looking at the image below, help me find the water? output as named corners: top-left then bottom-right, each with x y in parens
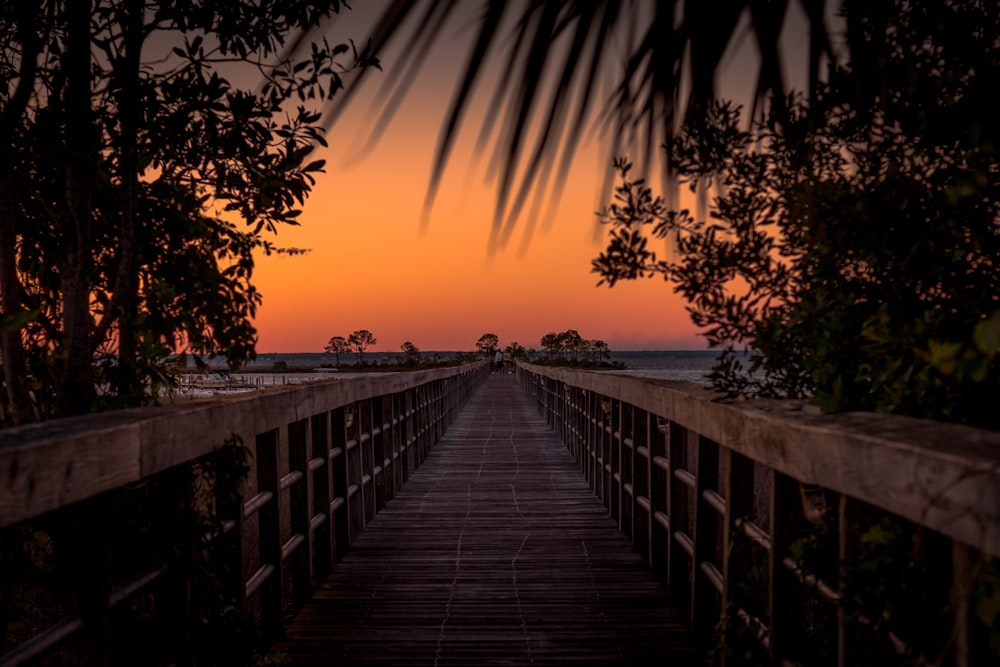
top-left (174, 350), bottom-right (723, 399)
top-left (241, 350), bottom-right (722, 384)
top-left (602, 350), bottom-right (720, 385)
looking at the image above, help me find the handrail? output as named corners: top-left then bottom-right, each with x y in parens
top-left (0, 362), bottom-right (488, 666)
top-left (517, 362), bottom-right (1000, 666)
top-left (0, 364), bottom-right (484, 528)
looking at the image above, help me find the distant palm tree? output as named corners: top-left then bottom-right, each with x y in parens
top-left (306, 1), bottom-right (891, 247)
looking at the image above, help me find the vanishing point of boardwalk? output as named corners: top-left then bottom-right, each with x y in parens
top-left (273, 374), bottom-right (696, 666)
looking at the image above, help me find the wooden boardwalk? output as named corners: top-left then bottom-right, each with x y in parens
top-left (272, 375), bottom-right (696, 666)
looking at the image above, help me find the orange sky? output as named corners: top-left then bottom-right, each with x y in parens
top-left (249, 3), bottom-right (795, 354)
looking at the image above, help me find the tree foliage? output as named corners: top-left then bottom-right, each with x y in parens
top-left (475, 333), bottom-right (499, 358)
top-left (0, 0), bottom-right (377, 423)
top-left (400, 341), bottom-right (421, 364)
top-left (324, 335), bottom-right (350, 366)
top-left (324, 0), bottom-right (838, 249)
top-left (504, 341), bottom-right (526, 360)
top-left (593, 2), bottom-right (1000, 429)
top-left (348, 329), bottom-right (376, 364)
top-left (538, 329), bottom-right (619, 368)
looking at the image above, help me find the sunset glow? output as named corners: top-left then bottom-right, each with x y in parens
top-left (250, 4), bottom-right (708, 354)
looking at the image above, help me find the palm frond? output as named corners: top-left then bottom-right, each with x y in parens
top-left (319, 0), bottom-right (839, 249)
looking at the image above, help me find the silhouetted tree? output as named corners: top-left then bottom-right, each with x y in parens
top-left (475, 333), bottom-right (499, 359)
top-left (593, 2), bottom-right (1000, 429)
top-left (349, 329), bottom-right (377, 365)
top-left (0, 0), bottom-right (376, 422)
top-left (505, 342), bottom-right (526, 360)
top-left (400, 341), bottom-right (421, 364)
top-left (325, 336), bottom-right (351, 366)
top-left (558, 330), bottom-right (584, 362)
top-left (540, 332), bottom-right (560, 359)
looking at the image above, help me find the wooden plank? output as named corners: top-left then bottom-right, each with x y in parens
top-left (272, 375), bottom-right (696, 666)
top-left (520, 364), bottom-right (1000, 558)
top-left (0, 364), bottom-right (487, 528)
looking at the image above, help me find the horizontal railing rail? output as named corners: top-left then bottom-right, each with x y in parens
top-left (517, 362), bottom-right (1000, 667)
top-left (0, 362), bottom-right (488, 666)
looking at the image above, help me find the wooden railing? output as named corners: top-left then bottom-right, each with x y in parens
top-left (517, 362), bottom-right (1000, 666)
top-left (0, 362), bottom-right (487, 666)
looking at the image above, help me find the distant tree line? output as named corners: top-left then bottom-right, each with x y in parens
top-left (474, 330), bottom-right (623, 370)
top-left (323, 330), bottom-right (463, 370)
top-left (318, 330), bottom-right (623, 372)
top-left (324, 329), bottom-right (377, 365)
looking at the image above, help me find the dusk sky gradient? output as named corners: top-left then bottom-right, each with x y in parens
top-left (248, 2), bottom-right (809, 354)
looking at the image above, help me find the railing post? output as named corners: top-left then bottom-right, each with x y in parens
top-left (610, 399), bottom-right (622, 522)
top-left (55, 497), bottom-right (111, 666)
top-left (649, 415), bottom-right (669, 586)
top-left (330, 406), bottom-right (350, 559)
top-left (218, 453), bottom-right (247, 623)
top-left (255, 429), bottom-right (284, 640)
top-left (287, 419), bottom-right (312, 612)
top-left (414, 386), bottom-right (426, 465)
top-left (620, 403), bottom-right (634, 540)
top-left (372, 397), bottom-right (387, 513)
top-left (310, 412), bottom-right (333, 585)
top-left (632, 407), bottom-right (651, 566)
top-left (769, 470), bottom-right (805, 663)
top-left (391, 391), bottom-right (404, 496)
top-left (691, 436), bottom-right (722, 643)
top-left (668, 423), bottom-right (692, 614)
top-left (161, 466), bottom-right (196, 667)
top-left (601, 396), bottom-right (612, 510)
top-left (571, 387), bottom-right (584, 466)
top-left (403, 388), bottom-right (415, 478)
top-left (721, 448), bottom-right (756, 664)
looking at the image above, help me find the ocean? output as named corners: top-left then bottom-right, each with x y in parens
top-left (177, 350), bottom-right (722, 398)
top-left (595, 350), bottom-right (719, 385)
top-left (244, 350), bottom-right (721, 385)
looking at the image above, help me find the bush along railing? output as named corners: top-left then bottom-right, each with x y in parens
top-left (516, 362), bottom-right (1000, 666)
top-left (0, 362), bottom-right (487, 667)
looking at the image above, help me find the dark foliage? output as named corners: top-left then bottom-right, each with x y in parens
top-left (593, 0), bottom-right (1000, 429)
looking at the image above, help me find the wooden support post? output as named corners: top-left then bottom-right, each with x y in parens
top-left (632, 407), bottom-right (651, 566)
top-left (949, 542), bottom-right (971, 667)
top-left (217, 451), bottom-right (247, 620)
top-left (668, 423), bottom-right (691, 611)
top-left (721, 449), bottom-right (756, 666)
top-left (601, 396), bottom-right (611, 511)
top-left (310, 412), bottom-right (333, 584)
top-left (57, 497), bottom-right (111, 666)
top-left (624, 405), bottom-right (636, 543)
top-left (255, 429), bottom-right (284, 641)
top-left (330, 406), bottom-right (350, 559)
top-left (769, 470), bottom-right (805, 664)
top-left (649, 415), bottom-right (669, 586)
top-left (160, 465), bottom-right (195, 667)
top-left (372, 398), bottom-right (386, 512)
top-left (287, 419), bottom-right (312, 611)
top-left (691, 435), bottom-right (722, 643)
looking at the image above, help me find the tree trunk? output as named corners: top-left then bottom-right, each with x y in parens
top-left (0, 151), bottom-right (32, 424)
top-left (57, 0), bottom-right (96, 417)
top-left (112, 0), bottom-right (145, 404)
top-left (0, 4), bottom-right (43, 425)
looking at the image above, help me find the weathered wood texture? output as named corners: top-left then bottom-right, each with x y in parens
top-left (0, 365), bottom-right (484, 528)
top-left (519, 363), bottom-right (1000, 666)
top-left (272, 375), bottom-right (696, 666)
top-left (0, 364), bottom-right (486, 667)
top-left (518, 364), bottom-right (1000, 559)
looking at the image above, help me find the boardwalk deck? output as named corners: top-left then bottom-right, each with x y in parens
top-left (273, 375), bottom-right (696, 666)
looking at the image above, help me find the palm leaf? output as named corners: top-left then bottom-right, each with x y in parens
top-left (319, 0), bottom-right (839, 247)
